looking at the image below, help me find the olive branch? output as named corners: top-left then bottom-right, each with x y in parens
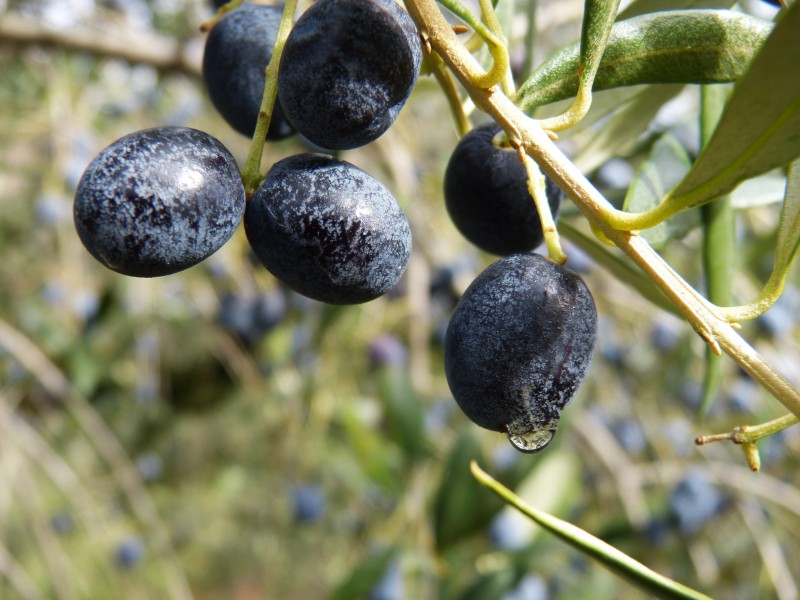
top-left (402, 0), bottom-right (800, 446)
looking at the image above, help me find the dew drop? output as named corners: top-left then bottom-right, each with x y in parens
top-left (507, 429), bottom-right (555, 453)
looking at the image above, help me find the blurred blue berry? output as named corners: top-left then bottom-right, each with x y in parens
top-left (369, 559), bottom-right (404, 600)
top-left (611, 418), bottom-right (647, 454)
top-left (292, 485), bottom-right (326, 524)
top-left (503, 574), bottom-right (549, 600)
top-left (115, 538), bottom-right (145, 569)
top-left (669, 469), bottom-right (723, 534)
top-left (136, 452), bottom-right (163, 482)
top-left (489, 511), bottom-right (529, 551)
top-left (728, 378), bottom-right (760, 414)
top-left (650, 320), bottom-right (680, 351)
top-left (368, 334), bottom-right (408, 369)
top-left (50, 512), bottom-right (75, 535)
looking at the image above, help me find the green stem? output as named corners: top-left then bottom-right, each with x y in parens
top-left (403, 0), bottom-right (800, 421)
top-left (471, 462), bottom-right (713, 600)
top-left (699, 84), bottom-right (733, 417)
top-left (519, 0), bottom-right (537, 85)
top-left (518, 147), bottom-right (566, 263)
top-left (431, 0), bottom-right (509, 89)
top-left (199, 0), bottom-right (244, 32)
top-left (241, 0), bottom-right (298, 195)
top-left (696, 412), bottom-right (799, 447)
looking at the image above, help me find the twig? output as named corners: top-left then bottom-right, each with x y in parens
top-left (402, 0), bottom-right (800, 422)
top-left (0, 12), bottom-right (201, 76)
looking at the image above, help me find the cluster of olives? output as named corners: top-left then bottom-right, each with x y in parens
top-left (74, 0), bottom-right (420, 304)
top-left (442, 124), bottom-right (597, 452)
top-left (73, 0), bottom-right (597, 453)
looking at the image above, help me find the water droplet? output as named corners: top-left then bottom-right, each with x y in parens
top-left (507, 429), bottom-right (555, 453)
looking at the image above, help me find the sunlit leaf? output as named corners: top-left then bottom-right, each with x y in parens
top-left (730, 171), bottom-right (788, 209)
top-left (516, 10), bottom-right (772, 111)
top-left (667, 3), bottom-right (800, 209)
top-left (623, 133), bottom-right (694, 248)
top-left (578, 0), bottom-right (622, 89)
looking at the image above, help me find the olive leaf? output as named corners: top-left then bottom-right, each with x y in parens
top-left (618, 0), bottom-right (734, 21)
top-left (772, 161), bottom-right (800, 290)
top-left (578, 0), bottom-right (622, 91)
top-left (471, 462), bottom-right (714, 600)
top-left (515, 10), bottom-right (772, 112)
top-left (730, 171), bottom-right (788, 208)
top-left (623, 133), bottom-right (695, 249)
top-left (665, 2), bottom-right (800, 211)
top-left (433, 429), bottom-right (503, 550)
top-left (538, 0), bottom-right (621, 130)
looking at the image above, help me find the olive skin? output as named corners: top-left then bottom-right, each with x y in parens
top-left (245, 154), bottom-right (412, 304)
top-left (73, 127), bottom-right (245, 278)
top-left (277, 0), bottom-right (422, 150)
top-left (203, 3), bottom-right (295, 140)
top-left (444, 253), bottom-right (597, 451)
top-left (444, 123), bottom-right (564, 256)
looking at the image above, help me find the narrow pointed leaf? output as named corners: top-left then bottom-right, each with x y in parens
top-left (773, 161), bottom-right (800, 282)
top-left (578, 0), bottom-right (622, 91)
top-left (667, 3), bottom-right (800, 209)
top-left (516, 10), bottom-right (772, 111)
top-left (623, 133), bottom-right (694, 248)
top-left (729, 172), bottom-right (788, 208)
top-left (471, 462), bottom-right (714, 600)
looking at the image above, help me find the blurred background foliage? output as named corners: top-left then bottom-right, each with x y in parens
top-left (0, 0), bottom-right (799, 598)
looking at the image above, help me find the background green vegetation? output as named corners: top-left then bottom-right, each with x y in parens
top-left (0, 0), bottom-right (798, 598)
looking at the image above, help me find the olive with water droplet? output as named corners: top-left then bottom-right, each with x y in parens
top-left (444, 253), bottom-right (597, 453)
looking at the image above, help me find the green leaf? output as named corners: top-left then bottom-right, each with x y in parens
top-left (516, 10), bottom-right (772, 112)
top-left (433, 429), bottom-right (503, 550)
top-left (378, 369), bottom-right (429, 462)
top-left (623, 133), bottom-right (694, 249)
top-left (618, 0), bottom-right (734, 21)
top-left (471, 462), bottom-right (714, 600)
top-left (559, 220), bottom-right (678, 314)
top-left (730, 171), bottom-right (788, 208)
top-left (458, 571), bottom-right (516, 600)
top-left (666, 2), bottom-right (800, 209)
top-left (773, 161), bottom-right (800, 285)
top-left (436, 0), bottom-right (501, 46)
top-left (432, 428), bottom-right (540, 551)
top-left (578, 0), bottom-right (622, 91)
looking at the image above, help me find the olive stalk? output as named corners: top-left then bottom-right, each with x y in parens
top-left (241, 0), bottom-right (298, 195)
top-left (402, 0), bottom-right (800, 420)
